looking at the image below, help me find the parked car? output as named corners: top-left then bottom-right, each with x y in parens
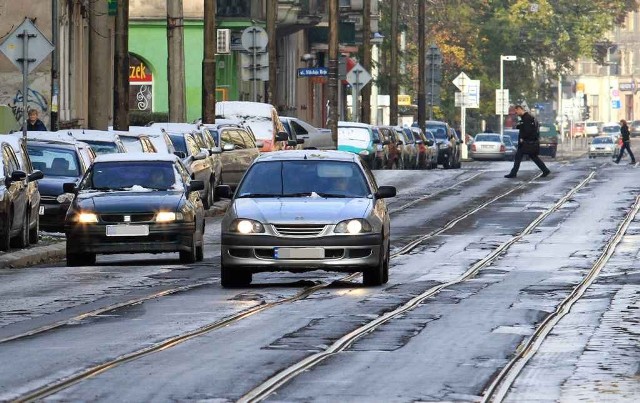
top-left (203, 122), bottom-right (261, 190)
top-left (0, 135), bottom-right (44, 245)
top-left (588, 135), bottom-right (618, 158)
top-left (469, 133), bottom-right (508, 160)
top-left (63, 130), bottom-right (127, 155)
top-left (601, 122), bottom-right (621, 140)
top-left (414, 121), bottom-right (461, 168)
top-left (630, 120), bottom-right (640, 137)
top-left (503, 129), bottom-right (519, 145)
top-left (395, 127), bottom-right (419, 169)
top-left (538, 122), bottom-right (559, 158)
top-left (24, 139), bottom-right (94, 232)
top-left (371, 127), bottom-right (388, 169)
top-left (111, 131), bottom-right (157, 153)
top-left (215, 101), bottom-right (296, 152)
top-left (403, 127), bottom-right (434, 169)
top-left (63, 153), bottom-right (206, 266)
top-left (337, 121), bottom-right (379, 169)
top-left (127, 126), bottom-right (177, 155)
top-left (217, 150), bottom-right (396, 287)
top-left (166, 131), bottom-right (221, 209)
top-left (571, 121), bottom-right (586, 137)
top-left (422, 129), bottom-right (439, 169)
top-left (377, 126), bottom-right (403, 169)
top-left (502, 135), bottom-right (517, 161)
top-left (281, 116), bottom-right (335, 150)
top-left (584, 121), bottom-right (601, 137)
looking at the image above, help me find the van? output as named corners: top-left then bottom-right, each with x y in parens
top-left (215, 101), bottom-right (296, 152)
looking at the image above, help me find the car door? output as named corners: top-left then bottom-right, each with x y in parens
top-left (2, 144), bottom-right (27, 235)
top-left (219, 128), bottom-right (251, 187)
top-left (185, 133), bottom-right (211, 186)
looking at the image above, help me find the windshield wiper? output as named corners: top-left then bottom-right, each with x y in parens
top-left (236, 193), bottom-right (279, 198)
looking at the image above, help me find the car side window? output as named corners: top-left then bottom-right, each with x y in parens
top-left (239, 129), bottom-right (256, 148)
top-left (201, 128), bottom-right (216, 148)
top-left (224, 129), bottom-right (247, 149)
top-left (290, 120), bottom-right (308, 135)
top-left (185, 134), bottom-right (200, 156)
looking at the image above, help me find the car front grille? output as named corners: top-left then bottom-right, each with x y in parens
top-left (100, 214), bottom-right (155, 223)
top-left (40, 195), bottom-right (59, 203)
top-left (272, 224), bottom-right (326, 237)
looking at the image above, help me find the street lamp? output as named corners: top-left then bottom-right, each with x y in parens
top-left (500, 55), bottom-right (517, 136)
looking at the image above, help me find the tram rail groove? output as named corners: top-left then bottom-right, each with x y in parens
top-left (237, 171), bottom-right (597, 402)
top-left (480, 193), bottom-right (640, 403)
top-left (10, 170), bottom-right (576, 402)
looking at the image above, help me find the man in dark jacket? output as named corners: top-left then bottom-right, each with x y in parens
top-left (615, 119), bottom-right (636, 164)
top-left (26, 109), bottom-right (48, 131)
top-left (504, 105), bottom-right (551, 178)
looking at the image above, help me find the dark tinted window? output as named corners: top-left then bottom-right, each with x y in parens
top-left (84, 161), bottom-right (179, 190)
top-left (85, 140), bottom-right (120, 155)
top-left (168, 134), bottom-right (187, 154)
top-left (26, 144), bottom-right (81, 177)
top-left (426, 124), bottom-right (448, 139)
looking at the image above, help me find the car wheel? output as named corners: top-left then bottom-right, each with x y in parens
top-left (212, 177), bottom-right (220, 202)
top-left (66, 250), bottom-right (96, 267)
top-left (203, 180), bottom-right (214, 210)
top-left (0, 212), bottom-right (11, 251)
top-left (443, 155), bottom-right (452, 169)
top-left (382, 240), bottom-right (390, 283)
top-left (363, 244), bottom-right (386, 286)
top-left (196, 230), bottom-right (204, 262)
top-left (29, 211), bottom-right (39, 245)
top-left (11, 211), bottom-right (29, 248)
top-left (221, 264), bottom-right (252, 288)
top-left (179, 234), bottom-right (197, 264)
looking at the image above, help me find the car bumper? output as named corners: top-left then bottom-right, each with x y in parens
top-left (589, 149), bottom-right (615, 157)
top-left (221, 233), bottom-right (382, 273)
top-left (470, 152), bottom-right (505, 160)
top-left (65, 222), bottom-right (196, 254)
top-left (40, 201), bottom-right (71, 232)
top-left (437, 149), bottom-right (450, 164)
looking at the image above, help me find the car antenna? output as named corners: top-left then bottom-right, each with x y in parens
top-left (304, 154), bottom-right (308, 160)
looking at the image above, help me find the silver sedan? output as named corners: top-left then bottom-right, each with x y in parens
top-left (470, 133), bottom-right (508, 160)
top-left (218, 150), bottom-right (396, 287)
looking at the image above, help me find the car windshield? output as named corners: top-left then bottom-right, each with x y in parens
top-left (475, 134), bottom-right (501, 142)
top-left (82, 161), bottom-right (181, 191)
top-left (236, 160), bottom-right (370, 198)
top-left (84, 141), bottom-right (120, 155)
top-left (26, 145), bottom-right (81, 177)
top-left (602, 125), bottom-right (620, 133)
top-left (120, 137), bottom-right (144, 153)
top-left (338, 127), bottom-right (371, 149)
top-left (426, 125), bottom-right (448, 140)
top-left (592, 137), bottom-right (613, 144)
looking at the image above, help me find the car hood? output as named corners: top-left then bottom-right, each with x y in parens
top-left (74, 191), bottom-right (183, 213)
top-left (39, 176), bottom-right (81, 197)
top-left (232, 197), bottom-right (372, 224)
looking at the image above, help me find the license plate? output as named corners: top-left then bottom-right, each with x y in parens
top-left (106, 225), bottom-right (149, 237)
top-left (275, 247), bottom-right (324, 259)
top-left (481, 145), bottom-right (493, 149)
top-left (39, 206), bottom-right (44, 215)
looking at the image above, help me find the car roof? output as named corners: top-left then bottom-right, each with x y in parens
top-left (62, 130), bottom-right (120, 142)
top-left (255, 150), bottom-right (358, 163)
top-left (26, 139), bottom-right (81, 149)
top-left (0, 134), bottom-right (24, 151)
top-left (94, 152), bottom-right (179, 163)
top-left (215, 101), bottom-right (276, 118)
top-left (338, 121), bottom-right (372, 128)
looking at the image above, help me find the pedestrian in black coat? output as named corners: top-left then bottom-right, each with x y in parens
top-left (26, 109), bottom-right (48, 131)
top-left (615, 119), bottom-right (636, 164)
top-left (504, 105), bottom-right (550, 178)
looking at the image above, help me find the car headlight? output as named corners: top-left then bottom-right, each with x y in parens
top-left (156, 212), bottom-right (184, 222)
top-left (359, 150), bottom-right (370, 156)
top-left (77, 212), bottom-right (98, 223)
top-left (57, 193), bottom-right (75, 203)
top-left (439, 143), bottom-right (450, 148)
top-left (230, 219), bottom-right (265, 234)
top-left (590, 146), bottom-right (596, 151)
top-left (334, 219), bottom-right (372, 234)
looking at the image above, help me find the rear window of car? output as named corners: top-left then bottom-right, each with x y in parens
top-left (602, 125), bottom-right (620, 133)
top-left (475, 134), bottom-right (501, 142)
top-left (84, 140), bottom-right (120, 155)
top-left (426, 124), bottom-right (448, 140)
top-left (26, 144), bottom-right (81, 177)
top-left (236, 160), bottom-right (370, 198)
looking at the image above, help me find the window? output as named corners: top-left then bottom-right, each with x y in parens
top-left (26, 145), bottom-right (81, 177)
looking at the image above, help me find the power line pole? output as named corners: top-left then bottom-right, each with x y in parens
top-left (417, 0), bottom-right (426, 133)
top-left (167, 0), bottom-right (186, 122)
top-left (202, 0), bottom-right (216, 124)
top-left (389, 0), bottom-right (398, 125)
top-left (267, 0), bottom-right (277, 105)
top-left (88, 0), bottom-right (111, 129)
top-left (361, 0), bottom-right (371, 124)
top-left (328, 0), bottom-right (339, 144)
top-left (113, 0), bottom-right (129, 130)
top-left (50, 0), bottom-right (59, 130)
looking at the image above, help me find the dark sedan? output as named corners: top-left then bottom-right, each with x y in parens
top-left (64, 153), bottom-right (206, 266)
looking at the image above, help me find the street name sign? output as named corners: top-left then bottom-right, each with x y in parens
top-left (297, 67), bottom-right (328, 77)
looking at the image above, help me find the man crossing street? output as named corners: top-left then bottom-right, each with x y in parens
top-left (504, 105), bottom-right (551, 178)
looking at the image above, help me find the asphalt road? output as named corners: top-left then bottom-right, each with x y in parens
top-left (0, 148), bottom-right (638, 402)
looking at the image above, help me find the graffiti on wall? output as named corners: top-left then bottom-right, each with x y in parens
top-left (8, 87), bottom-right (49, 123)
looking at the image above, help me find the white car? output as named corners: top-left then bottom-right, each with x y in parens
top-left (588, 135), bottom-right (617, 158)
top-left (280, 116), bottom-right (335, 150)
top-left (584, 121), bottom-right (601, 137)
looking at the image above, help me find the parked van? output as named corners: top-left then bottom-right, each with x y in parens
top-left (215, 101), bottom-right (295, 152)
top-left (337, 121), bottom-right (379, 169)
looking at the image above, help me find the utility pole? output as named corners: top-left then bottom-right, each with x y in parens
top-left (328, 0), bottom-right (339, 144)
top-left (113, 0), bottom-right (129, 130)
top-left (167, 0), bottom-right (186, 122)
top-left (202, 0), bottom-right (216, 124)
top-left (267, 0), bottom-right (277, 105)
top-left (389, 0), bottom-right (398, 125)
top-left (88, 0), bottom-right (111, 129)
top-left (417, 0), bottom-right (426, 133)
top-left (361, 0), bottom-right (371, 124)
top-left (51, 0), bottom-right (59, 131)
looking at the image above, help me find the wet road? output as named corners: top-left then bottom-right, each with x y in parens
top-left (0, 155), bottom-right (638, 402)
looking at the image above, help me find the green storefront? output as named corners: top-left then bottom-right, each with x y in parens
top-left (129, 20), bottom-right (253, 122)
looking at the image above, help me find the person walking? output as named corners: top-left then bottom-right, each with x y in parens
top-left (26, 109), bottom-right (48, 131)
top-left (615, 119), bottom-right (636, 165)
top-left (504, 105), bottom-right (551, 178)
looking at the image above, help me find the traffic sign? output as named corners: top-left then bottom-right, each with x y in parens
top-left (452, 72), bottom-right (470, 91)
top-left (240, 26), bottom-right (268, 52)
top-left (345, 63), bottom-right (371, 90)
top-left (297, 67), bottom-right (328, 77)
top-left (495, 89), bottom-right (509, 115)
top-left (612, 99), bottom-right (621, 109)
top-left (0, 18), bottom-right (53, 74)
top-left (240, 53), bottom-right (269, 81)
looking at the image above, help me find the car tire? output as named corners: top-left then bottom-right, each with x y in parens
top-left (29, 211), bottom-right (39, 245)
top-left (203, 180), bottom-right (214, 210)
top-left (363, 244), bottom-right (386, 286)
top-left (212, 177), bottom-right (220, 202)
top-left (0, 212), bottom-right (11, 252)
top-left (382, 240), bottom-right (390, 284)
top-left (11, 211), bottom-right (29, 248)
top-left (179, 234), bottom-right (197, 264)
top-left (443, 155), bottom-right (452, 169)
top-left (196, 231), bottom-right (204, 262)
top-left (221, 265), bottom-right (252, 288)
top-left (66, 251), bottom-right (96, 267)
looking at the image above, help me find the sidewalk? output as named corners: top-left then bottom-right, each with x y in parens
top-left (0, 199), bottom-right (231, 270)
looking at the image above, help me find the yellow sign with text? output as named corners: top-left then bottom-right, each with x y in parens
top-left (398, 94), bottom-right (412, 106)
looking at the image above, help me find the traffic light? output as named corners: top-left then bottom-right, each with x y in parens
top-left (583, 105), bottom-right (590, 120)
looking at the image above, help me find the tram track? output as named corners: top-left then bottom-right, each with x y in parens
top-left (9, 170), bottom-right (581, 402)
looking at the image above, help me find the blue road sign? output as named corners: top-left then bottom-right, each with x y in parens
top-left (612, 99), bottom-right (621, 109)
top-left (297, 67), bottom-right (328, 77)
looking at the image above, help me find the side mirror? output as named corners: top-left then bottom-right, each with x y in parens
top-left (275, 131), bottom-right (289, 142)
top-left (209, 147), bottom-right (222, 155)
top-left (375, 185), bottom-right (397, 199)
top-left (28, 170), bottom-right (44, 181)
top-left (255, 140), bottom-right (264, 149)
top-left (10, 170), bottom-right (27, 182)
top-left (188, 180), bottom-right (205, 193)
top-left (193, 151), bottom-right (208, 160)
top-left (173, 151), bottom-right (187, 159)
top-left (222, 143), bottom-right (235, 151)
top-left (215, 184), bottom-right (232, 199)
top-left (297, 138), bottom-right (305, 145)
top-left (287, 140), bottom-right (298, 147)
top-left (63, 182), bottom-right (77, 193)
